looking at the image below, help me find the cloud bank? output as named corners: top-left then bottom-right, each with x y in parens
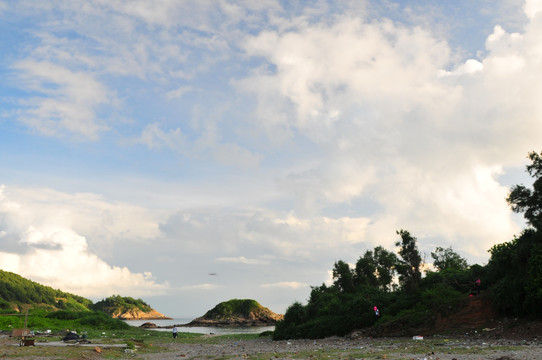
top-left (0, 185), bottom-right (168, 299)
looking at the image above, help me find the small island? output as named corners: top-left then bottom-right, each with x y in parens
top-left (92, 295), bottom-right (171, 320)
top-left (182, 299), bottom-right (283, 327)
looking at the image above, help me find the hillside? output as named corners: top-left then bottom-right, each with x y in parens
top-left (0, 271), bottom-right (169, 321)
top-left (183, 299), bottom-right (283, 327)
top-left (0, 270), bottom-right (91, 312)
top-left (350, 292), bottom-right (542, 340)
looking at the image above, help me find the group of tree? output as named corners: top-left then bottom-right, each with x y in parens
top-left (274, 151), bottom-right (542, 340)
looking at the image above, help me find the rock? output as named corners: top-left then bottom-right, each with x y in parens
top-left (62, 332), bottom-right (80, 341)
top-left (139, 322), bottom-right (158, 328)
top-left (113, 308), bottom-right (171, 320)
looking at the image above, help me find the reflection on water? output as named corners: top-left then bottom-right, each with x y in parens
top-left (124, 317), bottom-right (275, 335)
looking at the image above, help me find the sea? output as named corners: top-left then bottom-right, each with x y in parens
top-left (123, 317), bottom-right (275, 335)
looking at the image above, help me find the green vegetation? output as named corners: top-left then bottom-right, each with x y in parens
top-left (0, 272), bottom-right (162, 333)
top-left (0, 270), bottom-right (91, 313)
top-left (274, 150), bottom-right (542, 340)
top-left (91, 294), bottom-right (153, 315)
top-left (203, 299), bottom-right (264, 319)
top-left (0, 308), bottom-right (130, 331)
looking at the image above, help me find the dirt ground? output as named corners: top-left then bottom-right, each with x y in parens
top-left (142, 336), bottom-right (542, 360)
top-left (2, 332), bottom-right (541, 359)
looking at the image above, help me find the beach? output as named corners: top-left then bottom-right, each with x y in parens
top-left (0, 335), bottom-right (542, 360)
top-left (141, 336), bottom-right (542, 359)
top-left (2, 331), bottom-right (542, 359)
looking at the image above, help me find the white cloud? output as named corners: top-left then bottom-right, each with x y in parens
top-left (166, 86), bottom-right (194, 100)
top-left (0, 185), bottom-right (167, 298)
top-left (260, 281), bottom-right (307, 289)
top-left (160, 207), bottom-right (373, 261)
top-left (215, 256), bottom-right (269, 265)
top-left (135, 123), bottom-right (262, 168)
top-left (13, 60), bottom-right (112, 139)
top-left (235, 7), bottom-right (541, 261)
top-left (179, 283), bottom-right (222, 291)
top-left (438, 59), bottom-right (483, 77)
top-left (524, 0), bottom-right (542, 19)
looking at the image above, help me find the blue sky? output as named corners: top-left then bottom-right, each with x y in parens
top-left (1, 0), bottom-right (541, 316)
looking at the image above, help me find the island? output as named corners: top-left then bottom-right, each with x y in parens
top-left (92, 295), bottom-right (171, 320)
top-left (140, 299), bottom-right (283, 329)
top-left (182, 299), bottom-right (283, 327)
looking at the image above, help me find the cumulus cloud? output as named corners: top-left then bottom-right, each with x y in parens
top-left (235, 6), bottom-right (541, 261)
top-left (0, 185), bottom-right (168, 298)
top-left (524, 0), bottom-right (542, 19)
top-left (160, 207), bottom-right (372, 261)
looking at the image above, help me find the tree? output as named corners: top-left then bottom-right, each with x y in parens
top-left (332, 260), bottom-right (355, 293)
top-left (395, 229), bottom-right (422, 293)
top-left (507, 151), bottom-right (542, 230)
top-left (354, 251), bottom-right (378, 288)
top-left (373, 246), bottom-right (398, 290)
top-left (486, 150), bottom-right (542, 316)
top-left (354, 246), bottom-right (398, 290)
top-left (430, 246), bottom-right (468, 271)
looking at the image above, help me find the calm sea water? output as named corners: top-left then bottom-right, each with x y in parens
top-left (123, 317), bottom-right (275, 335)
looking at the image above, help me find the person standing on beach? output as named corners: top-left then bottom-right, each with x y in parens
top-left (172, 326), bottom-right (178, 339)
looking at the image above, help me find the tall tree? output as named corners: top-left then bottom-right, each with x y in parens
top-left (507, 151), bottom-right (542, 230)
top-left (354, 250), bottom-right (378, 288)
top-left (487, 150), bottom-right (542, 316)
top-left (373, 246), bottom-right (398, 290)
top-left (332, 260), bottom-right (355, 293)
top-left (395, 229), bottom-right (422, 293)
top-left (354, 246), bottom-right (398, 290)
top-left (430, 246), bottom-right (468, 271)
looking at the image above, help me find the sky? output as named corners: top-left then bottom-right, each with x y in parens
top-left (1, 0), bottom-right (541, 317)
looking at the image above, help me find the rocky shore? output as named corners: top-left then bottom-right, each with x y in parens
top-left (181, 310), bottom-right (281, 327)
top-left (112, 308), bottom-right (172, 320)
